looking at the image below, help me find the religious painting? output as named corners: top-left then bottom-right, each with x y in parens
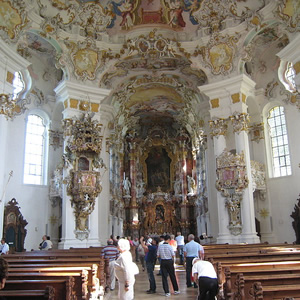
top-left (146, 147), bottom-right (171, 192)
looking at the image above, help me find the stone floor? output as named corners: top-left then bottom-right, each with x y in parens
top-left (107, 262), bottom-right (199, 300)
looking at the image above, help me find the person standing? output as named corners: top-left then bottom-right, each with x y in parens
top-left (0, 239), bottom-right (9, 255)
top-left (169, 234), bottom-right (177, 259)
top-left (192, 258), bottom-right (218, 300)
top-left (115, 238), bottom-right (138, 300)
top-left (157, 235), bottom-right (180, 297)
top-left (140, 237), bottom-right (159, 294)
top-left (132, 237), bottom-right (139, 262)
top-left (175, 232), bottom-right (185, 265)
top-left (137, 242), bottom-right (145, 271)
top-left (184, 234), bottom-right (205, 288)
top-left (101, 239), bottom-right (120, 291)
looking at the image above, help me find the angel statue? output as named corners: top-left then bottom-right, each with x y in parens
top-left (123, 176), bottom-right (131, 196)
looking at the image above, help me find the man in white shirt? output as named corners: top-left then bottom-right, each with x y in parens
top-left (192, 258), bottom-right (218, 299)
top-left (175, 232), bottom-right (185, 265)
top-left (157, 235), bottom-right (180, 297)
top-left (0, 239), bottom-right (9, 255)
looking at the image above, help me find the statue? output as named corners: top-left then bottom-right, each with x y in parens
top-left (123, 177), bottom-right (131, 196)
top-left (187, 175), bottom-right (196, 194)
top-left (136, 180), bottom-right (145, 198)
top-left (174, 179), bottom-right (181, 196)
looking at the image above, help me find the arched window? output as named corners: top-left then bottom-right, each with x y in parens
top-left (23, 113), bottom-right (48, 185)
top-left (267, 106), bottom-right (291, 177)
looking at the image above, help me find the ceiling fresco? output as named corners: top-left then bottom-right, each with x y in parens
top-left (0, 0), bottom-right (299, 144)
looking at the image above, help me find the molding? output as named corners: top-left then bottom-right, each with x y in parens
top-left (54, 80), bottom-right (111, 103)
top-left (276, 35), bottom-right (300, 63)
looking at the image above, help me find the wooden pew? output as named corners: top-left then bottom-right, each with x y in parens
top-left (5, 249), bottom-right (110, 298)
top-left (221, 261), bottom-right (300, 300)
top-left (0, 286), bottom-right (55, 299)
top-left (4, 278), bottom-right (76, 300)
top-left (248, 280), bottom-right (300, 300)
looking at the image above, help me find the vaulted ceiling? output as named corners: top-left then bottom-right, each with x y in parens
top-left (0, 0), bottom-right (298, 143)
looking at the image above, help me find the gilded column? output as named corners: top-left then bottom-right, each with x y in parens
top-left (128, 139), bottom-right (139, 237)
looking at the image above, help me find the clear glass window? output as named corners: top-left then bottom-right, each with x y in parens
top-left (24, 115), bottom-right (46, 185)
top-left (267, 106), bottom-right (291, 177)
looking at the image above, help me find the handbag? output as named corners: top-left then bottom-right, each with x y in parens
top-left (131, 261), bottom-right (139, 275)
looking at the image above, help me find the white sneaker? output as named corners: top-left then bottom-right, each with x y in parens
top-left (174, 291), bottom-right (180, 295)
top-left (165, 293), bottom-right (171, 297)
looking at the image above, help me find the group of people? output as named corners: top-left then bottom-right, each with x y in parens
top-left (104, 232), bottom-right (218, 300)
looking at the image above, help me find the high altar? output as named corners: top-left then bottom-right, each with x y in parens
top-left (116, 125), bottom-right (203, 238)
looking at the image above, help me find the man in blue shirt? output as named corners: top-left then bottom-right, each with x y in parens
top-left (140, 236), bottom-right (159, 294)
top-left (184, 234), bottom-right (204, 288)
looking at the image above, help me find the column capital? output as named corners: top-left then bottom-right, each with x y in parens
top-left (199, 74), bottom-right (256, 115)
top-left (54, 80), bottom-right (111, 113)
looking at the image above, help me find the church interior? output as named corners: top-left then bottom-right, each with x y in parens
top-left (0, 0), bottom-right (300, 253)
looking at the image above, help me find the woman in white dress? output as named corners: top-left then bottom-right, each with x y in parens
top-left (115, 239), bottom-right (138, 300)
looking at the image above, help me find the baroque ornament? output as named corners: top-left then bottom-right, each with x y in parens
top-left (276, 0), bottom-right (300, 32)
top-left (216, 149), bottom-right (249, 235)
top-left (64, 38), bottom-right (111, 81)
top-left (197, 34), bottom-right (239, 75)
top-left (230, 112), bottom-right (250, 133)
top-left (0, 0), bottom-right (28, 42)
top-left (209, 118), bottom-right (228, 137)
top-left (63, 113), bottom-right (105, 240)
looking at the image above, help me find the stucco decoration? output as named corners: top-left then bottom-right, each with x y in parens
top-left (216, 149), bottom-right (249, 235)
top-left (64, 38), bottom-right (109, 81)
top-left (276, 0), bottom-right (300, 32)
top-left (190, 0), bottom-right (259, 33)
top-left (63, 113), bottom-right (106, 239)
top-left (197, 34), bottom-right (239, 75)
top-left (0, 0), bottom-right (28, 42)
top-left (101, 30), bottom-right (207, 88)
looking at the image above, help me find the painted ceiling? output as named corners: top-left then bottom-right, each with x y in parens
top-left (0, 0), bottom-right (299, 142)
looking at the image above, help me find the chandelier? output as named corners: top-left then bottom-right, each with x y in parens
top-left (0, 93), bottom-right (17, 119)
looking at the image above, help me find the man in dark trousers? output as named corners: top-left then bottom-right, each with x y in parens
top-left (157, 234), bottom-right (180, 297)
top-left (101, 238), bottom-right (119, 291)
top-left (184, 234), bottom-right (204, 288)
top-left (140, 236), bottom-right (159, 294)
top-left (192, 258), bottom-right (218, 300)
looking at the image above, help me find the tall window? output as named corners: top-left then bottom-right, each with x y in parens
top-left (24, 114), bottom-right (47, 185)
top-left (267, 106), bottom-right (291, 177)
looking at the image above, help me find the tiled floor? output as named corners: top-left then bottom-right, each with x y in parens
top-left (108, 262), bottom-right (199, 299)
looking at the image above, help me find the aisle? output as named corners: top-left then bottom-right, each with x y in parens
top-left (108, 263), bottom-right (198, 299)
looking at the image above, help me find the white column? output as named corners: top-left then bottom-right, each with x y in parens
top-left (54, 80), bottom-right (111, 248)
top-left (234, 129), bottom-right (260, 243)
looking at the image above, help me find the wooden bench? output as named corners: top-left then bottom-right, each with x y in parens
top-left (4, 278), bottom-right (76, 300)
top-left (248, 281), bottom-right (300, 300)
top-left (220, 261), bottom-right (300, 299)
top-left (0, 286), bottom-right (55, 299)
